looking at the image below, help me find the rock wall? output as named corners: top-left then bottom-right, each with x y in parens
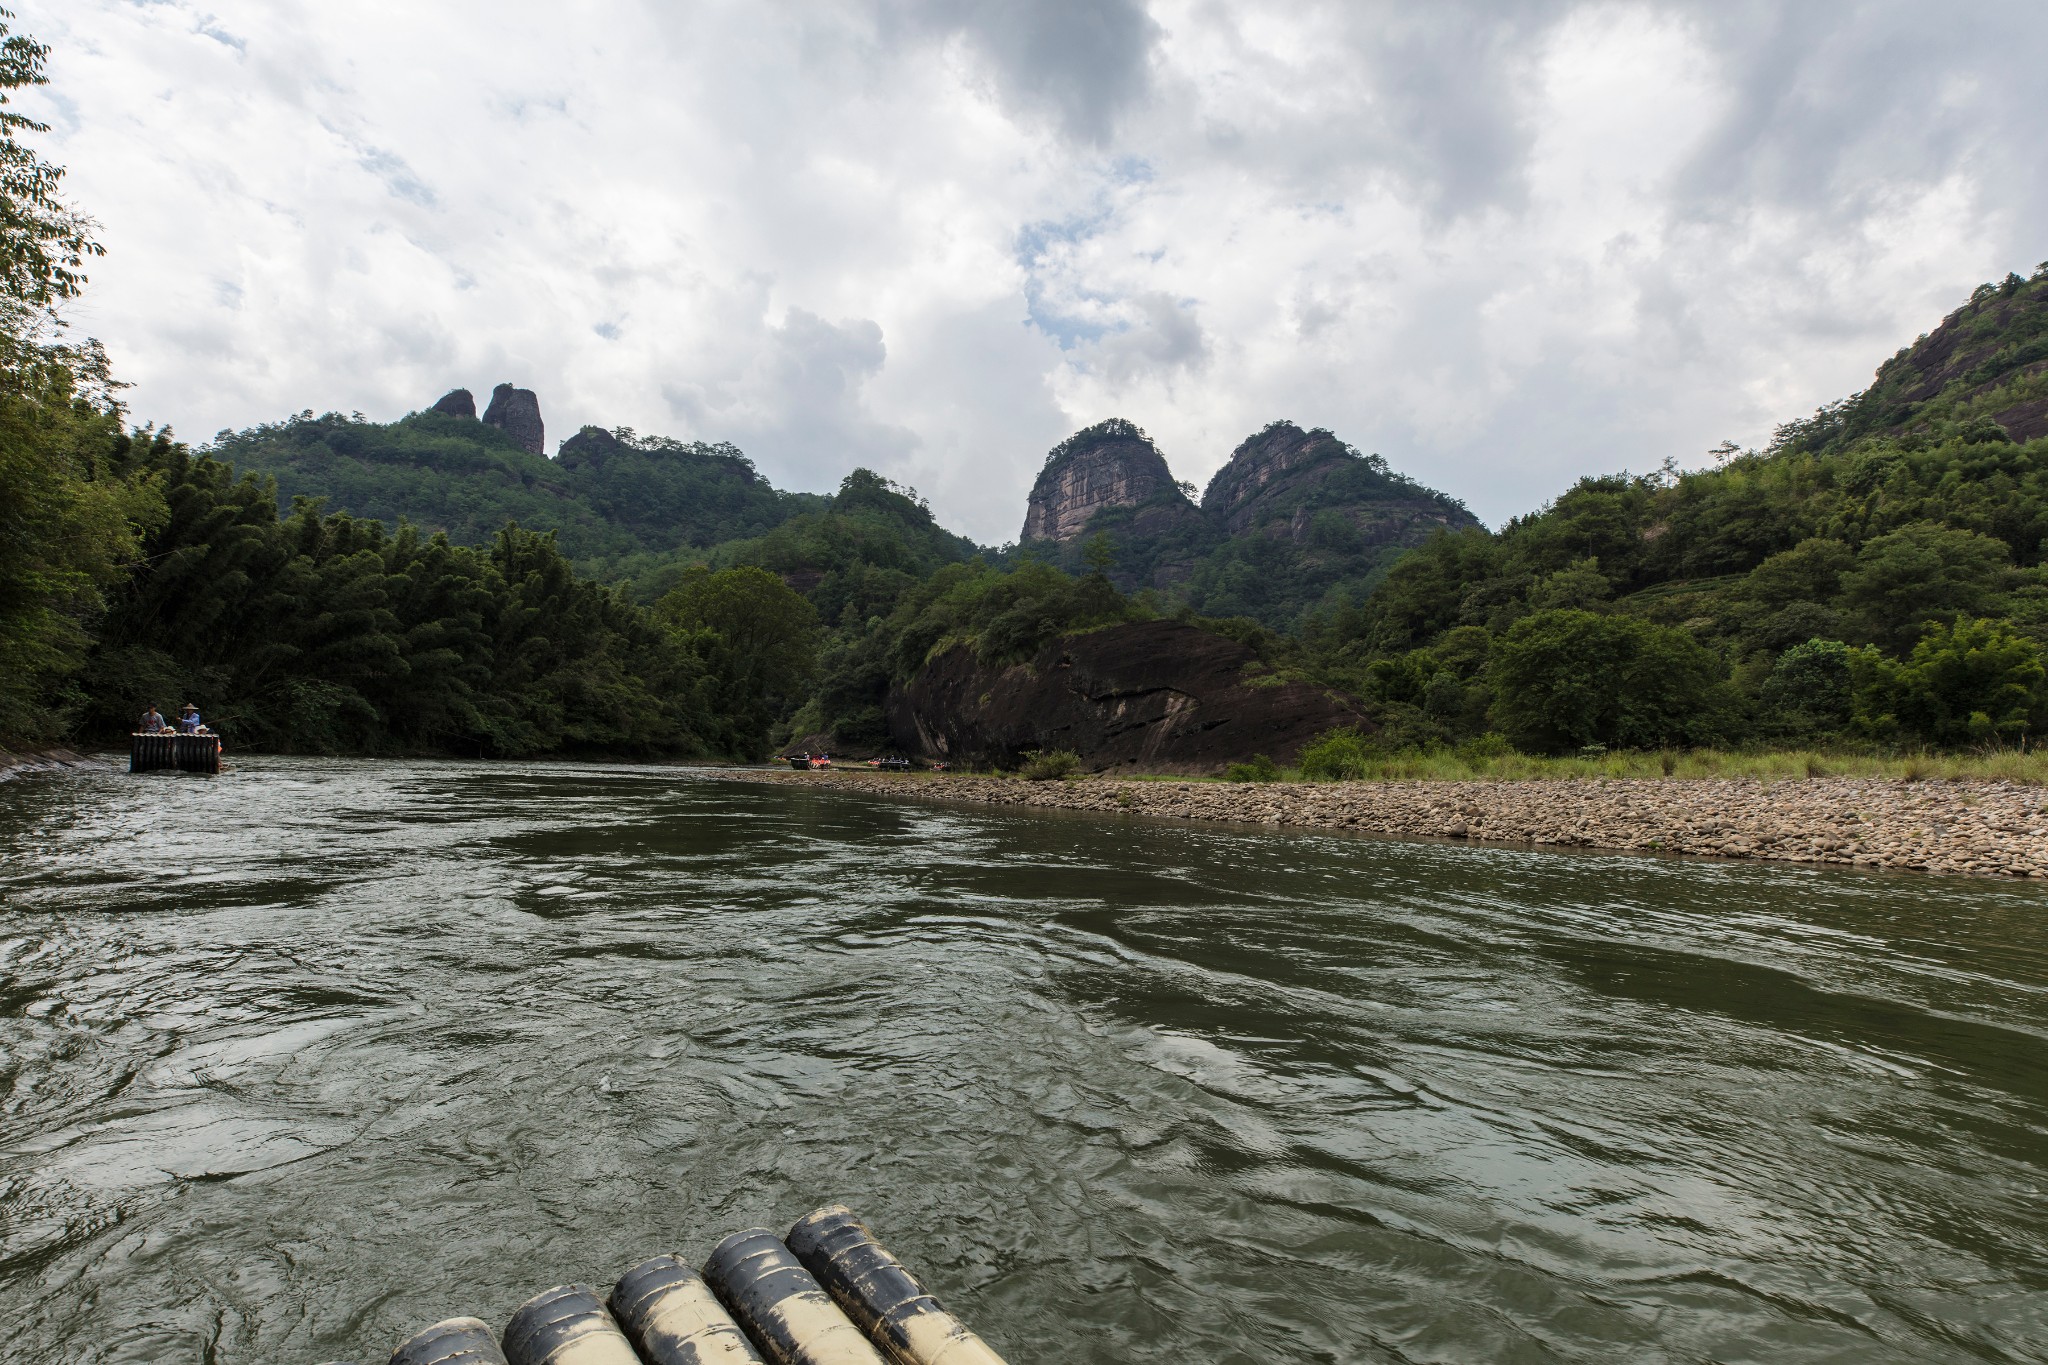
top-left (482, 384), bottom-right (546, 455)
top-left (1021, 423), bottom-right (1193, 542)
top-left (886, 619), bottom-right (1371, 773)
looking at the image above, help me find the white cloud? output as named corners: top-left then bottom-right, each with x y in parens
top-left (17, 0), bottom-right (2045, 542)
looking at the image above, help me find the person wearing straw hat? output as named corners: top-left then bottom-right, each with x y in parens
top-left (178, 703), bottom-right (203, 734)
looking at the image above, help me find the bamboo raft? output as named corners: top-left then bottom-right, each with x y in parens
top-left (330, 1205), bottom-right (1008, 1365)
top-left (130, 731), bottom-right (221, 774)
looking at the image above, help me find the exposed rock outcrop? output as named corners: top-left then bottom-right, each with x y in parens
top-left (556, 425), bottom-right (626, 469)
top-left (482, 384), bottom-right (545, 455)
top-left (886, 618), bottom-right (1371, 773)
top-left (1021, 419), bottom-right (1196, 543)
top-left (1202, 421), bottom-right (1479, 546)
top-left (429, 388), bottom-right (477, 419)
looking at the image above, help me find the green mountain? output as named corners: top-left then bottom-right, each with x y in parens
top-left (207, 405), bottom-right (824, 569)
top-left (1017, 418), bottom-right (1481, 628)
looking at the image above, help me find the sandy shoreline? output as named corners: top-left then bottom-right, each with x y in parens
top-left (721, 769), bottom-right (2048, 879)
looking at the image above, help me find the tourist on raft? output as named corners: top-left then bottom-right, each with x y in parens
top-left (138, 705), bottom-right (169, 733)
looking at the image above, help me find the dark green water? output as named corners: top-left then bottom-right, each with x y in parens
top-left (1, 760), bottom-right (2045, 1364)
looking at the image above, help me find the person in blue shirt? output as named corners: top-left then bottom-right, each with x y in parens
top-left (179, 704), bottom-right (202, 733)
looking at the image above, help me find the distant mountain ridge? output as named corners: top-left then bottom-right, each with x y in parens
top-left (213, 386), bottom-right (1477, 630)
top-left (207, 390), bottom-right (824, 568)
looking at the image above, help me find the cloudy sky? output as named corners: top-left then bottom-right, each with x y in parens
top-left (21, 1), bottom-right (2046, 543)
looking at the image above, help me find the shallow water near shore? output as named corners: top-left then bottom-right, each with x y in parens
top-left (1, 758), bottom-right (2045, 1364)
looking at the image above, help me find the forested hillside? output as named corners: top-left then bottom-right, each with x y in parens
top-left (1295, 270), bottom-right (2048, 758)
top-left (209, 409), bottom-right (826, 571)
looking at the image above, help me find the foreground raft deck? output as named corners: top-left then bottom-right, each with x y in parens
top-left (329, 1204), bottom-right (1007, 1365)
top-left (130, 732), bottom-right (220, 774)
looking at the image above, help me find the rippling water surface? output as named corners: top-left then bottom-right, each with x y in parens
top-left (2, 759), bottom-right (2046, 1363)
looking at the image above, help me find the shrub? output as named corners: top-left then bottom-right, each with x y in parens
top-left (1226, 754), bottom-right (1279, 783)
top-left (1299, 727), bottom-right (1377, 781)
top-left (1020, 749), bottom-right (1081, 781)
top-left (1761, 638), bottom-right (1855, 738)
top-left (1456, 732), bottom-right (1515, 768)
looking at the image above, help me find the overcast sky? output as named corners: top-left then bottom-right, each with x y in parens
top-left (21, 1), bottom-right (2046, 543)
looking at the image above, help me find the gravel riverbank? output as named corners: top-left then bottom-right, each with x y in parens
top-left (724, 769), bottom-right (2048, 879)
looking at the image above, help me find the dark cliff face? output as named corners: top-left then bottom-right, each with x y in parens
top-left (482, 384), bottom-right (545, 455)
top-left (1201, 421), bottom-right (1480, 548)
top-left (886, 618), bottom-right (1371, 773)
top-left (429, 388), bottom-right (476, 419)
top-left (1021, 419), bottom-right (1197, 542)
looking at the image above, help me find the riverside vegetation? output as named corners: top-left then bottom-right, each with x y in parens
top-left (2, 8), bottom-right (2044, 775)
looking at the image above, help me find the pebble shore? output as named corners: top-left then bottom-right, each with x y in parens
top-left (727, 769), bottom-right (2048, 879)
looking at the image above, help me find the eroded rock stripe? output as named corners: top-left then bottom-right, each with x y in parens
top-left (722, 772), bottom-right (2048, 879)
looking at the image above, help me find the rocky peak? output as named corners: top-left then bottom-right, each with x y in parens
top-left (1201, 421), bottom-right (1350, 532)
top-left (429, 388), bottom-right (476, 419)
top-left (482, 383), bottom-right (545, 455)
top-left (556, 425), bottom-right (625, 470)
top-left (1021, 418), bottom-right (1191, 542)
top-left (1200, 418), bottom-right (1479, 546)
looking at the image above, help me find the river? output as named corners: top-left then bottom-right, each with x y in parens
top-left (0, 758), bottom-right (2044, 1363)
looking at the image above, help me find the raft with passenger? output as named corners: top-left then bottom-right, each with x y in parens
top-left (130, 731), bottom-right (221, 774)
top-left (338, 1204), bottom-right (1006, 1365)
top-left (130, 703), bottom-right (222, 774)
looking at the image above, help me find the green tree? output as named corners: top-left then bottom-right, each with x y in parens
top-left (0, 392), bottom-right (158, 738)
top-left (1742, 538), bottom-right (1854, 610)
top-left (1852, 618), bottom-right (2044, 745)
top-left (1528, 556), bottom-right (1612, 612)
top-left (0, 11), bottom-right (102, 338)
top-left (1759, 638), bottom-right (1855, 739)
top-left (1488, 609), bottom-right (1732, 753)
top-left (1838, 522), bottom-right (2011, 649)
top-left (0, 11), bottom-right (160, 742)
top-left (656, 566), bottom-right (818, 757)
top-left (1082, 531), bottom-right (1116, 577)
